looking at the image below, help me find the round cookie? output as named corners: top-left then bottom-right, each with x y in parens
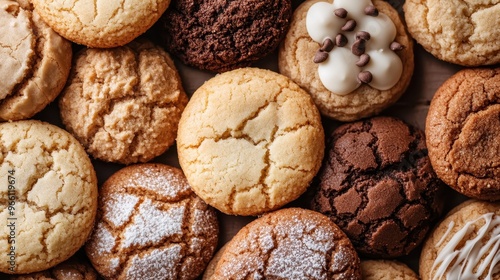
top-left (155, 0), bottom-right (291, 72)
top-left (420, 200), bottom-right (500, 280)
top-left (177, 67), bottom-right (324, 216)
top-left (312, 116), bottom-right (444, 258)
top-left (404, 0), bottom-right (500, 66)
top-left (426, 68), bottom-right (500, 201)
top-left (85, 163), bottom-right (219, 280)
top-left (59, 39), bottom-right (188, 164)
top-left (0, 0), bottom-right (72, 121)
top-left (279, 0), bottom-right (414, 121)
top-left (361, 260), bottom-right (419, 280)
top-left (0, 120), bottom-right (98, 274)
top-left (208, 208), bottom-right (362, 279)
top-left (31, 0), bottom-right (171, 48)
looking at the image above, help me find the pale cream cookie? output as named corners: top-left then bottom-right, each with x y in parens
top-left (361, 260), bottom-right (419, 280)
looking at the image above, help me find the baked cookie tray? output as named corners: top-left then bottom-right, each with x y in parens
top-left (30, 1), bottom-right (471, 278)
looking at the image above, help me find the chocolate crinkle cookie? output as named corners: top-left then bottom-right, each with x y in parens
top-left (311, 116), bottom-right (445, 258)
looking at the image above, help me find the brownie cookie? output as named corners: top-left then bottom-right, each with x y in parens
top-left (208, 208), bottom-right (362, 279)
top-left (0, 0), bottom-right (72, 121)
top-left (59, 39), bottom-right (188, 164)
top-left (404, 0), bottom-right (500, 66)
top-left (426, 68), bottom-right (500, 201)
top-left (85, 163), bottom-right (218, 280)
top-left (312, 116), bottom-right (444, 258)
top-left (361, 260), bottom-right (419, 280)
top-left (177, 67), bottom-right (324, 216)
top-left (279, 0), bottom-right (413, 121)
top-left (420, 200), bottom-right (500, 280)
top-left (156, 0), bottom-right (291, 72)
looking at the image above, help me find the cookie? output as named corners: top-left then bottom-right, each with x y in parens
top-left (312, 116), bottom-right (444, 258)
top-left (361, 260), bottom-right (419, 280)
top-left (404, 0), bottom-right (500, 66)
top-left (208, 208), bottom-right (362, 279)
top-left (177, 67), bottom-right (324, 216)
top-left (0, 0), bottom-right (72, 121)
top-left (85, 163), bottom-right (219, 280)
top-left (59, 39), bottom-right (188, 165)
top-left (278, 0), bottom-right (414, 121)
top-left (420, 200), bottom-right (500, 280)
top-left (0, 120), bottom-right (98, 274)
top-left (155, 0), bottom-right (291, 72)
top-left (31, 0), bottom-right (171, 48)
top-left (426, 68), bottom-right (500, 201)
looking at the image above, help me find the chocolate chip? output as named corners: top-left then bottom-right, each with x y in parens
top-left (364, 5), bottom-right (379, 16)
top-left (356, 54), bottom-right (370, 67)
top-left (341, 19), bottom-right (357, 32)
top-left (356, 31), bottom-right (371, 41)
top-left (390, 41), bottom-right (405, 51)
top-left (335, 34), bottom-right (348, 47)
top-left (358, 71), bottom-right (373, 84)
top-left (313, 50), bottom-right (328, 63)
top-left (334, 8), bottom-right (348, 18)
top-left (351, 39), bottom-right (366, 56)
top-left (320, 38), bottom-right (334, 52)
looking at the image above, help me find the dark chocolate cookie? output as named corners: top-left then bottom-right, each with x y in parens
top-left (155, 0), bottom-right (292, 72)
top-left (311, 116), bottom-right (444, 258)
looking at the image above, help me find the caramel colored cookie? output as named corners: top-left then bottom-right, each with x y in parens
top-left (420, 200), bottom-right (500, 280)
top-left (59, 39), bottom-right (188, 164)
top-left (426, 68), bottom-right (500, 200)
top-left (279, 0), bottom-right (414, 121)
top-left (177, 67), bottom-right (324, 216)
top-left (31, 0), bottom-right (171, 48)
top-left (361, 260), bottom-right (419, 280)
top-left (404, 0), bottom-right (500, 66)
top-left (0, 0), bottom-right (72, 121)
top-left (0, 120), bottom-right (98, 274)
top-left (156, 0), bottom-right (291, 72)
top-left (312, 116), bottom-right (444, 258)
top-left (209, 208), bottom-right (361, 279)
top-left (85, 163), bottom-right (218, 280)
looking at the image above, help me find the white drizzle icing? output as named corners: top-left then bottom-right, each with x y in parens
top-left (431, 213), bottom-right (500, 280)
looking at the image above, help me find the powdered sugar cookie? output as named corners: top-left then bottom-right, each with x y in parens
top-left (85, 163), bottom-right (218, 280)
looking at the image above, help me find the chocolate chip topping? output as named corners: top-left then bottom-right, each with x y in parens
top-left (390, 41), bottom-right (405, 51)
top-left (358, 71), bottom-right (373, 83)
top-left (351, 39), bottom-right (366, 56)
top-left (356, 54), bottom-right (370, 67)
top-left (364, 5), bottom-right (379, 16)
top-left (313, 50), bottom-right (328, 63)
top-left (334, 8), bottom-right (348, 18)
top-left (320, 38), bottom-right (334, 52)
top-left (356, 31), bottom-right (371, 41)
top-left (335, 33), bottom-right (348, 47)
top-left (341, 19), bottom-right (357, 32)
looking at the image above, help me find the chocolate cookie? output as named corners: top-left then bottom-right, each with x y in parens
top-left (312, 116), bottom-right (444, 258)
top-left (155, 0), bottom-right (291, 72)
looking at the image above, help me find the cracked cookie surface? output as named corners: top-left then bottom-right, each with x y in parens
top-left (59, 39), bottom-right (188, 164)
top-left (84, 163), bottom-right (218, 280)
top-left (426, 68), bottom-right (500, 200)
top-left (0, 120), bottom-right (98, 274)
top-left (404, 0), bottom-right (500, 66)
top-left (177, 67), bottom-right (324, 216)
top-left (312, 116), bottom-right (444, 258)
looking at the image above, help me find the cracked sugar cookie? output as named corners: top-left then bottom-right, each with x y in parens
top-left (0, 120), bottom-right (98, 274)
top-left (426, 68), bottom-right (500, 200)
top-left (31, 0), bottom-right (171, 48)
top-left (85, 163), bottom-right (218, 280)
top-left (0, 0), bottom-right (72, 121)
top-left (278, 0), bottom-right (414, 121)
top-left (205, 208), bottom-right (361, 279)
top-left (177, 67), bottom-right (325, 216)
top-left (59, 39), bottom-right (188, 165)
top-left (404, 0), bottom-right (500, 66)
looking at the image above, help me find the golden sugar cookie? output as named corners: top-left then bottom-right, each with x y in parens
top-left (361, 260), bottom-right (419, 280)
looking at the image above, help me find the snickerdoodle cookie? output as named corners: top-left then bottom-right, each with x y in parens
top-left (59, 39), bottom-right (188, 165)
top-left (361, 260), bottom-right (419, 280)
top-left (177, 67), bottom-right (324, 216)
top-left (0, 120), bottom-right (98, 274)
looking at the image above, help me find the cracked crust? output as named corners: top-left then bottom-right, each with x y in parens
top-left (31, 0), bottom-right (171, 48)
top-left (0, 120), bottom-right (98, 274)
top-left (177, 67), bottom-right (325, 216)
top-left (426, 68), bottom-right (500, 200)
top-left (84, 163), bottom-right (219, 280)
top-left (278, 0), bottom-right (414, 121)
top-left (59, 39), bottom-right (188, 164)
top-left (312, 116), bottom-right (444, 258)
top-left (0, 0), bottom-right (72, 121)
top-left (208, 208), bottom-right (361, 280)
top-left (361, 260), bottom-right (419, 280)
top-left (404, 0), bottom-right (500, 66)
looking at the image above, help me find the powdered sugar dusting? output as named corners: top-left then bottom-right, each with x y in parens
top-left (92, 223), bottom-right (116, 255)
top-left (108, 257), bottom-right (120, 274)
top-left (104, 193), bottom-right (139, 228)
top-left (126, 245), bottom-right (183, 280)
top-left (129, 168), bottom-right (190, 199)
